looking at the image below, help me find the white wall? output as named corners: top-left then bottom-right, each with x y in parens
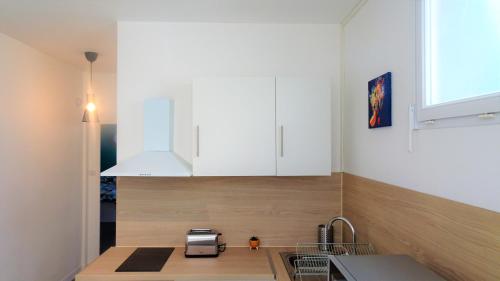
top-left (0, 33), bottom-right (83, 281)
top-left (342, 0), bottom-right (500, 212)
top-left (117, 22), bottom-right (342, 171)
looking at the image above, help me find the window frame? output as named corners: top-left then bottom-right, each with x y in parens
top-left (415, 0), bottom-right (500, 126)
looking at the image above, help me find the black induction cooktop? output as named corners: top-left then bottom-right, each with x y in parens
top-left (115, 247), bottom-right (174, 272)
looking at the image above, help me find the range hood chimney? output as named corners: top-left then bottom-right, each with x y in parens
top-left (101, 97), bottom-right (192, 177)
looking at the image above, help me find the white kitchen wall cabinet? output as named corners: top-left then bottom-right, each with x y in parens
top-left (193, 77), bottom-right (276, 176)
top-left (276, 77), bottom-right (331, 176)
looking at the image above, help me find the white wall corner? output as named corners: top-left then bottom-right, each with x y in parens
top-left (59, 266), bottom-right (81, 281)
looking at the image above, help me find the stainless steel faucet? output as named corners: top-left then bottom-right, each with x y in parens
top-left (327, 216), bottom-right (356, 244)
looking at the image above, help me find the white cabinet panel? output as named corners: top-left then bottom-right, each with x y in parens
top-left (276, 77), bottom-right (331, 175)
top-left (193, 77), bottom-right (276, 176)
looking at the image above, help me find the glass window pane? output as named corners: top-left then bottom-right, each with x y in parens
top-left (426, 0), bottom-right (500, 106)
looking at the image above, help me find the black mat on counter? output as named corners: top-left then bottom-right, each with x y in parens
top-left (115, 247), bottom-right (174, 272)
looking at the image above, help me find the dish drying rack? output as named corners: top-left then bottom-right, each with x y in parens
top-left (293, 243), bottom-right (375, 279)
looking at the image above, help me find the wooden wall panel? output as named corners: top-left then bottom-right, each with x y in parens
top-left (343, 173), bottom-right (500, 281)
top-left (117, 174), bottom-right (341, 247)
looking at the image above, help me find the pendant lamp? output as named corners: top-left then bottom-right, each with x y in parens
top-left (82, 51), bottom-right (99, 122)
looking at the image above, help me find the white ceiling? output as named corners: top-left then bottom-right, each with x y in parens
top-left (0, 0), bottom-right (360, 72)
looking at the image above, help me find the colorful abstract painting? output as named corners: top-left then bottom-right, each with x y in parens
top-left (368, 72), bottom-right (392, 129)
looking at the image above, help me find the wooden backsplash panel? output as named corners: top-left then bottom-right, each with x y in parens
top-left (117, 174), bottom-right (341, 247)
top-left (343, 173), bottom-right (500, 281)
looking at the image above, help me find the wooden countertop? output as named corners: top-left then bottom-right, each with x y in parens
top-left (76, 247), bottom-right (293, 281)
top-left (267, 247), bottom-right (294, 281)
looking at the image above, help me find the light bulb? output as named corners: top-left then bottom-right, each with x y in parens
top-left (86, 102), bottom-right (96, 112)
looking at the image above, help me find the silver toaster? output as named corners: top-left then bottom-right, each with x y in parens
top-left (185, 229), bottom-right (224, 257)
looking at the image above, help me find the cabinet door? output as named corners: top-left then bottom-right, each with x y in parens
top-left (193, 77), bottom-right (276, 176)
top-left (276, 77), bottom-right (331, 176)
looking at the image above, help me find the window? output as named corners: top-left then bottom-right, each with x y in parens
top-left (417, 0), bottom-right (500, 124)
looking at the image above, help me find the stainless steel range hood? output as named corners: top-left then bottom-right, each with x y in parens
top-left (101, 97), bottom-right (192, 177)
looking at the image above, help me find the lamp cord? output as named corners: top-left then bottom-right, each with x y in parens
top-left (90, 62), bottom-right (93, 86)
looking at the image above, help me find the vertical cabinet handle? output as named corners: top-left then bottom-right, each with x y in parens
top-left (280, 125), bottom-right (284, 157)
top-left (196, 126), bottom-right (200, 157)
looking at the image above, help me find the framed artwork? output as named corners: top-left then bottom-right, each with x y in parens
top-left (368, 72), bottom-right (392, 128)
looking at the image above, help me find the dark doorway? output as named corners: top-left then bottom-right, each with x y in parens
top-left (100, 124), bottom-right (117, 254)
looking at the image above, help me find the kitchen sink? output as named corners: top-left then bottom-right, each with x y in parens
top-left (279, 252), bottom-right (346, 281)
top-left (280, 243), bottom-right (374, 280)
